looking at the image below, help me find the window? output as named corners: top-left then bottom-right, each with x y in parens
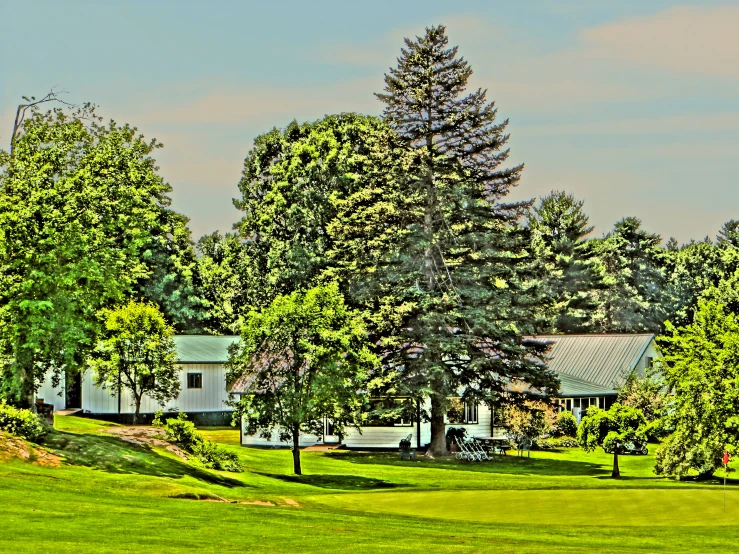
top-left (446, 398), bottom-right (479, 424)
top-left (646, 356), bottom-right (654, 368)
top-left (187, 373), bottom-right (202, 389)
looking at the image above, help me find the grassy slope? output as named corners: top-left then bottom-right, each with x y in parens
top-left (1, 416), bottom-right (738, 553)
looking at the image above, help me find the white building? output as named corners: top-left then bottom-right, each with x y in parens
top-left (36, 335), bottom-right (239, 423)
top-left (35, 333), bottom-right (660, 441)
top-left (234, 333), bottom-right (661, 449)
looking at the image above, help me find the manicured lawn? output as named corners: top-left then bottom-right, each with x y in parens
top-left (1, 416), bottom-right (739, 553)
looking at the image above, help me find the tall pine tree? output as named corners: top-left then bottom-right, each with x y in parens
top-left (529, 191), bottom-right (606, 333)
top-left (375, 25), bottom-right (556, 456)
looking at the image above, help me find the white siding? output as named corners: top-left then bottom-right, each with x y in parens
top-left (36, 372), bottom-right (66, 411)
top-left (240, 399), bottom-right (435, 449)
top-left (83, 364), bottom-right (233, 414)
top-left (239, 427), bottom-right (323, 447)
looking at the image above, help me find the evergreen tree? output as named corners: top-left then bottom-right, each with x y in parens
top-left (375, 25), bottom-right (556, 456)
top-left (589, 217), bottom-right (668, 333)
top-left (529, 191), bottom-right (606, 333)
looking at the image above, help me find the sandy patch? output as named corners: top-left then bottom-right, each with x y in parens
top-left (0, 431), bottom-right (61, 467)
top-left (240, 500), bottom-right (276, 506)
top-left (104, 426), bottom-right (188, 460)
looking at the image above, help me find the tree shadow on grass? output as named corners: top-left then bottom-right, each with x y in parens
top-left (324, 451), bottom-right (608, 477)
top-left (256, 472), bottom-right (403, 491)
top-left (42, 431), bottom-right (247, 488)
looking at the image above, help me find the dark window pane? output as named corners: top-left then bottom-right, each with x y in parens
top-left (187, 373), bottom-right (202, 389)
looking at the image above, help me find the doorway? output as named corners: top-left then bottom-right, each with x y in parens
top-left (65, 370), bottom-right (82, 409)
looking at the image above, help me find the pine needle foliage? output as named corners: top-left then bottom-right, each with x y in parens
top-left (374, 25), bottom-right (557, 455)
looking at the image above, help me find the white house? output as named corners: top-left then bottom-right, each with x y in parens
top-left (35, 332), bottom-right (660, 441)
top-left (35, 335), bottom-right (240, 424)
top-left (233, 333), bottom-right (661, 449)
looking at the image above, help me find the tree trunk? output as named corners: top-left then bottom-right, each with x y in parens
top-left (133, 394), bottom-right (142, 425)
top-left (612, 451), bottom-right (620, 478)
top-left (292, 423), bottom-right (302, 475)
top-left (426, 394), bottom-right (448, 457)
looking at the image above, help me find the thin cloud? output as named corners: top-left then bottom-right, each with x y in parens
top-left (581, 6), bottom-right (739, 79)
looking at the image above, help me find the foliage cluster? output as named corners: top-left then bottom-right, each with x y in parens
top-left (0, 401), bottom-right (46, 441)
top-left (552, 410), bottom-right (578, 438)
top-left (502, 404), bottom-right (551, 450)
top-left (655, 300), bottom-right (739, 479)
top-left (445, 427), bottom-right (468, 449)
top-left (90, 301), bottom-right (179, 423)
top-left (159, 413), bottom-right (242, 472)
top-left (538, 436), bottom-right (579, 449)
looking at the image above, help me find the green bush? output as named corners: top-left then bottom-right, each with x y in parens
top-left (0, 401), bottom-right (47, 441)
top-left (554, 410), bottom-right (578, 437)
top-left (538, 436), bottom-right (579, 449)
top-left (162, 413), bottom-right (242, 472)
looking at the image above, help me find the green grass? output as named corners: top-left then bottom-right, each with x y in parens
top-left (2, 416), bottom-right (739, 553)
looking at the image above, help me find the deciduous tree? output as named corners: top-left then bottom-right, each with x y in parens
top-left (0, 107), bottom-right (185, 407)
top-left (578, 403), bottom-right (646, 478)
top-left (227, 283), bottom-right (376, 475)
top-left (91, 300), bottom-right (179, 424)
top-left (655, 300), bottom-right (739, 479)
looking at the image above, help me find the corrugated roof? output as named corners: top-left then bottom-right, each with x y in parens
top-left (558, 374), bottom-right (620, 397)
top-left (174, 335), bottom-right (240, 364)
top-left (536, 334), bottom-right (655, 396)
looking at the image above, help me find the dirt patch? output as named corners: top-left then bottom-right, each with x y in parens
top-left (0, 431), bottom-right (61, 467)
top-left (105, 426), bottom-right (188, 460)
top-left (283, 498), bottom-right (301, 507)
top-left (240, 500), bottom-right (276, 506)
top-left (170, 491), bottom-right (229, 502)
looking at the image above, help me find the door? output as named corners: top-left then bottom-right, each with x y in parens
top-left (65, 370), bottom-right (82, 409)
top-left (323, 417), bottom-right (339, 444)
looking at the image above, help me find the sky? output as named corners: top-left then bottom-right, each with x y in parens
top-left (1, 1), bottom-right (737, 244)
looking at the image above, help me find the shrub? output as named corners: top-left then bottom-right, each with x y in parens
top-left (445, 427), bottom-right (467, 448)
top-left (538, 436), bottom-right (579, 449)
top-left (554, 410), bottom-right (578, 437)
top-left (162, 413), bottom-right (243, 472)
top-left (0, 401), bottom-right (47, 441)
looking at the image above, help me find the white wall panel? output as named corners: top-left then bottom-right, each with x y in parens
top-left (82, 364), bottom-right (234, 414)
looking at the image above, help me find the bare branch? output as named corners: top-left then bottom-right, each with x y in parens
top-left (9, 87), bottom-right (76, 155)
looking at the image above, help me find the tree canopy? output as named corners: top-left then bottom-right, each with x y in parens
top-left (227, 283), bottom-right (377, 474)
top-left (90, 300), bottom-right (179, 423)
top-left (655, 300), bottom-right (739, 479)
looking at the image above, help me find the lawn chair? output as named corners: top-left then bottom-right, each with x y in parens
top-left (399, 434), bottom-right (416, 460)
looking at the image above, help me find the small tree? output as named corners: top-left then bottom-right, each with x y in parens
top-left (553, 410), bottom-right (578, 437)
top-left (91, 301), bottom-right (179, 424)
top-left (502, 403), bottom-right (551, 456)
top-left (227, 283), bottom-right (377, 475)
top-left (577, 403), bottom-right (646, 478)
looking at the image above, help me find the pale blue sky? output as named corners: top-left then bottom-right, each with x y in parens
top-left (1, 1), bottom-right (737, 243)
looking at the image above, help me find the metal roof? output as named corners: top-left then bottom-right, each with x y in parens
top-left (173, 335), bottom-right (240, 364)
top-left (536, 334), bottom-right (655, 396)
